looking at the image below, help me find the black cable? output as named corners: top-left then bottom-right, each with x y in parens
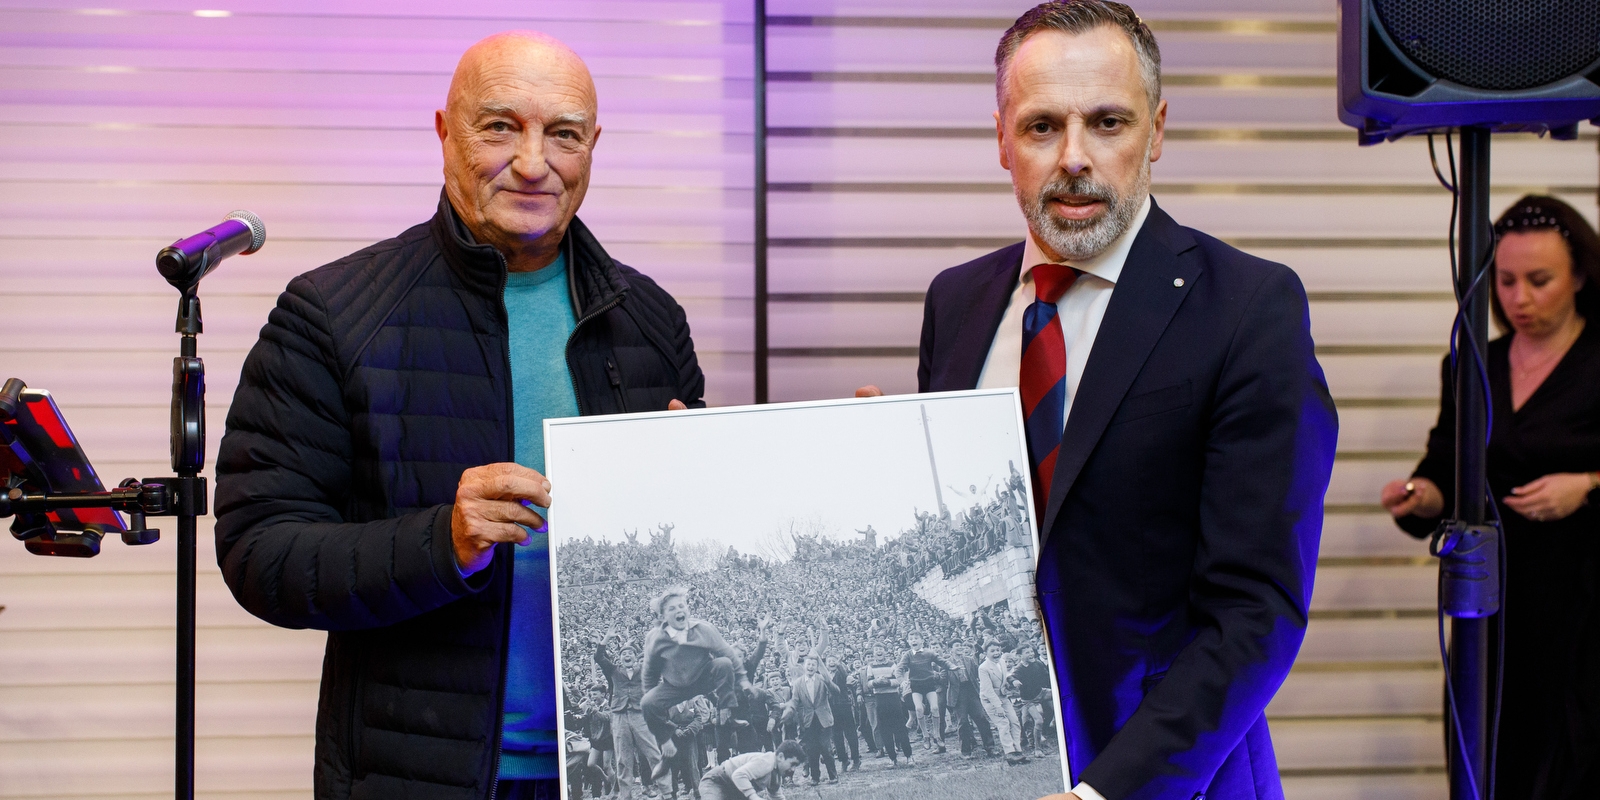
top-left (1435, 575), bottom-right (1480, 799)
top-left (1447, 134), bottom-right (1460, 290)
top-left (1484, 488), bottom-right (1507, 800)
top-left (1448, 241), bottom-right (1498, 441)
top-left (1427, 133), bottom-right (1457, 193)
top-left (1426, 132), bottom-right (1462, 291)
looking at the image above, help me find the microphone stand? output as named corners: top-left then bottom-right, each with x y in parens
top-left (170, 286), bottom-right (208, 800)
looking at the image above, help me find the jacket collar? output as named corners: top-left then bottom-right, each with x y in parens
top-left (944, 242), bottom-right (1027, 390)
top-left (429, 190), bottom-right (630, 317)
top-left (1039, 199), bottom-right (1200, 541)
top-left (563, 210), bottom-right (632, 319)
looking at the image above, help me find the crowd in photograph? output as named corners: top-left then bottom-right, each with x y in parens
top-left (555, 505), bottom-right (1055, 800)
top-left (870, 465), bottom-right (1034, 587)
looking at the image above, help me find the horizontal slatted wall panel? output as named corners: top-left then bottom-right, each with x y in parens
top-left (763, 1), bottom-right (1597, 798)
top-left (0, 2), bottom-right (753, 797)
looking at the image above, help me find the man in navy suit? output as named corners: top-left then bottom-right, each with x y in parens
top-left (865, 3), bottom-right (1337, 798)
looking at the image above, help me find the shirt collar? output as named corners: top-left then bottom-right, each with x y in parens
top-left (666, 624), bottom-right (689, 644)
top-left (1019, 192), bottom-right (1153, 287)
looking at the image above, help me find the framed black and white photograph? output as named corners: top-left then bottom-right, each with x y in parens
top-left (545, 389), bottom-right (1071, 800)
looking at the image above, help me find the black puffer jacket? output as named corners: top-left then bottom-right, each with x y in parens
top-left (214, 194), bottom-right (705, 799)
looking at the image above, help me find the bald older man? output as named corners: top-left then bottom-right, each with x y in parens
top-left (215, 32), bottom-right (704, 799)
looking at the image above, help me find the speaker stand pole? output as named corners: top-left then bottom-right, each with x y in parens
top-left (1450, 125), bottom-right (1492, 800)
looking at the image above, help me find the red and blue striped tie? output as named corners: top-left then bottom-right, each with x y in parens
top-left (1020, 264), bottom-right (1078, 517)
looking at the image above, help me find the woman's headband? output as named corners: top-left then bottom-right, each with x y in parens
top-left (1495, 203), bottom-right (1572, 239)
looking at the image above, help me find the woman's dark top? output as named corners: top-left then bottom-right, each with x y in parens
top-left (1400, 322), bottom-right (1600, 798)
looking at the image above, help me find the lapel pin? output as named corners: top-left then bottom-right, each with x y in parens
top-left (1173, 278), bottom-right (1185, 287)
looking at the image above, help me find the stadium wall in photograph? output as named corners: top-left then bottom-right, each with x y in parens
top-left (544, 390), bottom-right (1070, 800)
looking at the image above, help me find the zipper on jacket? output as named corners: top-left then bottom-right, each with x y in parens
top-left (605, 358), bottom-right (629, 413)
top-left (564, 293), bottom-right (624, 417)
top-left (487, 252), bottom-right (513, 800)
top-left (344, 645), bottom-right (359, 785)
top-left (486, 571), bottom-right (509, 800)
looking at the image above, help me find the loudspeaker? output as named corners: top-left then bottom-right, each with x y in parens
top-left (1338, 0), bottom-right (1600, 144)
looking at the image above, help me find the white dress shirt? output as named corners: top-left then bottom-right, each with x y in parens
top-left (975, 194), bottom-right (1150, 800)
top-left (976, 194), bottom-right (1153, 427)
top-left (1071, 780), bottom-right (1110, 800)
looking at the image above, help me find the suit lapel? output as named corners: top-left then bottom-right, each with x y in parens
top-left (1040, 202), bottom-right (1200, 540)
top-left (946, 243), bottom-right (1024, 390)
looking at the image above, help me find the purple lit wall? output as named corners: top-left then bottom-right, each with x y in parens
top-left (1, 0), bottom-right (1597, 797)
top-left (0, 2), bottom-right (757, 795)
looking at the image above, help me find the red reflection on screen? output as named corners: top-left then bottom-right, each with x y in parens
top-left (25, 400), bottom-right (74, 449)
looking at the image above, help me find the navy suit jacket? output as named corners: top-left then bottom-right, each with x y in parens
top-left (918, 200), bottom-right (1337, 800)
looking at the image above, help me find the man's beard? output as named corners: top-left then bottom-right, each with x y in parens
top-left (1019, 160), bottom-right (1150, 262)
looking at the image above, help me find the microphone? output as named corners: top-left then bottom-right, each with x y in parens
top-left (156, 210), bottom-right (265, 290)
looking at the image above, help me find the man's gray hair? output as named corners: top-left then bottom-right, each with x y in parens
top-left (995, 0), bottom-right (1162, 113)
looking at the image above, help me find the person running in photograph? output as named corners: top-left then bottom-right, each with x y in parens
top-left (895, 631), bottom-right (953, 754)
top-left (980, 640), bottom-right (1027, 764)
top-left (583, 692), bottom-right (615, 798)
top-left (864, 641), bottom-right (916, 767)
top-left (1009, 643), bottom-right (1053, 758)
top-left (642, 587), bottom-right (750, 761)
top-left (735, 670), bottom-right (775, 755)
top-left (697, 741), bottom-right (804, 800)
top-left (667, 696), bottom-right (712, 799)
top-left (765, 670), bottom-right (790, 752)
top-left (945, 636), bottom-right (999, 758)
top-left (566, 694), bottom-right (608, 800)
top-left (595, 632), bottom-right (665, 800)
top-left (851, 654), bottom-right (877, 759)
top-left (781, 621), bottom-right (839, 786)
top-left (776, 645), bottom-right (801, 746)
top-left (823, 654), bottom-right (862, 771)
top-left (723, 617), bottom-right (771, 761)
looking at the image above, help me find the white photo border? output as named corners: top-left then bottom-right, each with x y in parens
top-left (543, 388), bottom-right (1073, 794)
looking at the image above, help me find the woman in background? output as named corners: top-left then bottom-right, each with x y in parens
top-left (1381, 195), bottom-right (1600, 797)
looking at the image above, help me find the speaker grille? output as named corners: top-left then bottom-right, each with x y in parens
top-left (1373, 0), bottom-right (1600, 91)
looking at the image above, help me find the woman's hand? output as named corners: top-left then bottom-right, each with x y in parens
top-left (1380, 477), bottom-right (1444, 519)
top-left (1503, 473), bottom-right (1594, 522)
